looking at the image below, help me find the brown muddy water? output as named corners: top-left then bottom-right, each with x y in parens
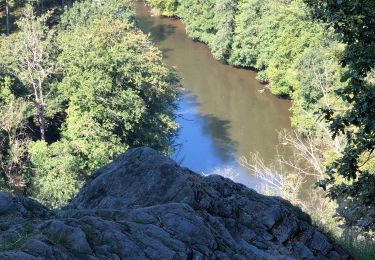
top-left (135, 1), bottom-right (292, 189)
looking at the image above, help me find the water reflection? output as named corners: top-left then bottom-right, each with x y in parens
top-left (201, 114), bottom-right (236, 162)
top-left (135, 2), bottom-right (292, 189)
top-left (173, 90), bottom-right (237, 173)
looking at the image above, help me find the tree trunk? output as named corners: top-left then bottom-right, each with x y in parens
top-left (5, 0), bottom-right (10, 35)
top-left (38, 0), bottom-right (44, 13)
top-left (37, 102), bottom-right (46, 141)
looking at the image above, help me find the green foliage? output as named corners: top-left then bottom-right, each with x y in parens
top-left (0, 5), bottom-right (58, 141)
top-left (0, 92), bottom-right (31, 194)
top-left (209, 0), bottom-right (236, 61)
top-left (57, 19), bottom-right (139, 171)
top-left (176, 0), bottom-right (236, 60)
top-left (25, 0), bottom-right (179, 206)
top-left (177, 0), bottom-right (217, 43)
top-left (290, 42), bottom-right (343, 131)
top-left (251, 0), bottom-right (281, 75)
top-left (57, 2), bottom-right (178, 172)
top-left (341, 236), bottom-right (375, 260)
top-left (229, 0), bottom-right (263, 68)
top-left (147, 0), bottom-right (179, 16)
top-left (0, 0), bottom-right (179, 206)
top-left (59, 0), bottom-right (134, 31)
top-left (305, 0), bottom-right (375, 231)
top-left (29, 140), bottom-right (83, 208)
top-left (0, 5), bottom-right (55, 92)
top-left (0, 76), bottom-right (13, 104)
top-left (177, 0), bottom-right (238, 62)
top-left (265, 1), bottom-right (325, 95)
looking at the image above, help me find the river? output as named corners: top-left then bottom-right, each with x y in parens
top-left (135, 2), bottom-right (292, 189)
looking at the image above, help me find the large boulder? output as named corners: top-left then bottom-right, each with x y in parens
top-left (0, 147), bottom-right (350, 259)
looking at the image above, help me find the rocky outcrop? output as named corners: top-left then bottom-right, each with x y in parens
top-left (0, 147), bottom-right (350, 259)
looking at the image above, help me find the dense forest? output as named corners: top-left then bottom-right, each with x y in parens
top-left (0, 0), bottom-right (179, 207)
top-left (0, 0), bottom-right (374, 256)
top-left (146, 0), bottom-right (375, 242)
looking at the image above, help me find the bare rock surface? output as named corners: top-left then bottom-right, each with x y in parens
top-left (0, 147), bottom-right (350, 259)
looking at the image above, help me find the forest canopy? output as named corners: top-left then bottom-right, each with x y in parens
top-left (0, 0), bottom-right (179, 207)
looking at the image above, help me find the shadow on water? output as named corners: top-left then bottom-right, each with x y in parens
top-left (134, 3), bottom-right (176, 44)
top-left (159, 48), bottom-right (174, 59)
top-left (172, 90), bottom-right (237, 173)
top-left (200, 114), bottom-right (237, 162)
top-left (148, 24), bottom-right (176, 44)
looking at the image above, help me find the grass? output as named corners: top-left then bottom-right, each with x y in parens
top-left (310, 210), bottom-right (375, 260)
top-left (0, 222), bottom-right (36, 251)
top-left (48, 231), bottom-right (69, 247)
top-left (83, 226), bottom-right (96, 245)
top-left (0, 234), bottom-right (30, 251)
top-left (340, 237), bottom-right (375, 260)
top-left (0, 221), bottom-right (11, 231)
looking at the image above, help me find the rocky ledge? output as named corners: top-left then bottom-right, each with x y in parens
top-left (0, 147), bottom-right (350, 259)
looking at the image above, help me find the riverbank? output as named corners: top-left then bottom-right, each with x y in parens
top-left (134, 1), bottom-right (291, 190)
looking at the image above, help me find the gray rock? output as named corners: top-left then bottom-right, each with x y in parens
top-left (23, 239), bottom-right (54, 258)
top-left (261, 206), bottom-right (283, 229)
top-left (327, 250), bottom-right (342, 260)
top-left (0, 251), bottom-right (41, 260)
top-left (0, 147), bottom-right (351, 259)
top-left (291, 242), bottom-right (315, 259)
top-left (0, 192), bottom-right (14, 215)
top-left (39, 220), bottom-right (92, 254)
top-left (310, 230), bottom-right (333, 255)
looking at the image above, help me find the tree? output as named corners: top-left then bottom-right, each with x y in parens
top-left (5, 0), bottom-right (10, 34)
top-left (305, 0), bottom-right (375, 230)
top-left (55, 0), bottom-right (178, 174)
top-left (29, 140), bottom-right (83, 208)
top-left (1, 0), bottom-right (20, 35)
top-left (147, 0), bottom-right (179, 16)
top-left (290, 41), bottom-right (344, 132)
top-left (0, 5), bottom-right (56, 141)
top-left (229, 0), bottom-right (264, 68)
top-left (209, 0), bottom-right (236, 61)
top-left (0, 79), bottom-right (31, 194)
top-left (177, 0), bottom-right (217, 44)
top-left (0, 0), bottom-right (180, 206)
top-left (59, 0), bottom-right (134, 31)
